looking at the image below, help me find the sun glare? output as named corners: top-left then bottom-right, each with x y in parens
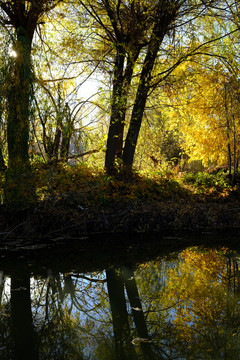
top-left (9, 50), bottom-right (17, 57)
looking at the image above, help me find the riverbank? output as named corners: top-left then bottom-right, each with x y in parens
top-left (0, 195), bottom-right (240, 240)
top-left (0, 164), bottom-right (240, 246)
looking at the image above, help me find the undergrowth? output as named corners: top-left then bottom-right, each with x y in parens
top-left (33, 163), bottom-right (186, 206)
top-left (31, 163), bottom-right (239, 206)
top-left (178, 170), bottom-right (233, 197)
top-left (0, 162), bottom-right (238, 207)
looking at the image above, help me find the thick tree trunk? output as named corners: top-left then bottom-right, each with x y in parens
top-left (5, 30), bottom-right (36, 207)
top-left (105, 48), bottom-right (126, 172)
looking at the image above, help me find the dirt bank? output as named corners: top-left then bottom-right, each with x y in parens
top-left (0, 196), bottom-right (240, 243)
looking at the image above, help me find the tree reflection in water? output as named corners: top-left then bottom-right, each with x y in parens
top-left (0, 247), bottom-right (240, 359)
top-left (106, 266), bottom-right (154, 360)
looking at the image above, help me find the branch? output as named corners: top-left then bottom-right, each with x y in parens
top-left (74, 274), bottom-right (106, 283)
top-left (150, 26), bottom-right (240, 90)
top-left (47, 149), bottom-right (101, 165)
top-left (0, 2), bottom-right (14, 24)
top-left (36, 78), bottom-right (59, 114)
top-left (79, 0), bottom-right (116, 43)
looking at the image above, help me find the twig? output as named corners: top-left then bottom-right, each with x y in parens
top-left (2, 222), bottom-right (28, 240)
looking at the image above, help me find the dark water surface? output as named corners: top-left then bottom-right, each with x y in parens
top-left (1, 231), bottom-right (240, 360)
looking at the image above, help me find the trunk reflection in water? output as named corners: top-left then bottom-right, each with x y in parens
top-left (0, 246), bottom-right (240, 359)
top-left (11, 270), bottom-right (39, 360)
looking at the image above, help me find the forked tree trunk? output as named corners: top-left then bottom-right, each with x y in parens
top-left (122, 15), bottom-right (172, 170)
top-left (105, 46), bottom-right (139, 173)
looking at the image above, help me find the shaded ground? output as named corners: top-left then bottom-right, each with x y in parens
top-left (0, 196), bottom-right (240, 244)
top-left (0, 164), bottom-right (240, 250)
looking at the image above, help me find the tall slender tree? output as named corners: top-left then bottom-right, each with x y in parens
top-left (122, 0), bottom-right (184, 169)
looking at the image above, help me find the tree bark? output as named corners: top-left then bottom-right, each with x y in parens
top-left (105, 46), bottom-right (126, 172)
top-left (5, 27), bottom-right (36, 207)
top-left (105, 42), bottom-right (140, 173)
top-left (122, 28), bottom-right (165, 168)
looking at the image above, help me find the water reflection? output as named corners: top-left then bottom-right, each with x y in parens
top-left (0, 246), bottom-right (240, 359)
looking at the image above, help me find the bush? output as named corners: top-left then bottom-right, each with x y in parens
top-left (182, 170), bottom-right (231, 194)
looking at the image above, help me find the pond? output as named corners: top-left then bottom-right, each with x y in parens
top-left (1, 231), bottom-right (240, 360)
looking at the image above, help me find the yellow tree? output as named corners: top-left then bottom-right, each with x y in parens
top-left (164, 58), bottom-right (240, 170)
top-left (78, 0), bottom-right (214, 173)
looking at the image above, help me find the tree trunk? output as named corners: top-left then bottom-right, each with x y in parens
top-left (105, 47), bottom-right (126, 172)
top-left (122, 4), bottom-right (180, 170)
top-left (225, 83), bottom-right (232, 178)
top-left (0, 145), bottom-right (6, 172)
top-left (122, 34), bottom-right (162, 169)
top-left (60, 106), bottom-right (73, 160)
top-left (105, 46), bottom-right (139, 173)
top-left (5, 29), bottom-right (36, 207)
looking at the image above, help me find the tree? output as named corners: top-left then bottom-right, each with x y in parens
top-left (156, 21), bottom-right (240, 172)
top-left (79, 0), bottom-right (223, 173)
top-left (104, 0), bottom-right (188, 172)
top-left (164, 248), bottom-right (240, 359)
top-left (121, 0), bottom-right (184, 170)
top-left (0, 0), bottom-right (63, 207)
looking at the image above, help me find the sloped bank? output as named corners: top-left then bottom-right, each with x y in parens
top-left (0, 196), bottom-right (240, 245)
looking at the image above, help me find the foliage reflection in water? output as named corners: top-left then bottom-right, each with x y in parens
top-left (0, 246), bottom-right (240, 359)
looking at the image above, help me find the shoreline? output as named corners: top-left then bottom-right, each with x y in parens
top-left (0, 196), bottom-right (240, 243)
